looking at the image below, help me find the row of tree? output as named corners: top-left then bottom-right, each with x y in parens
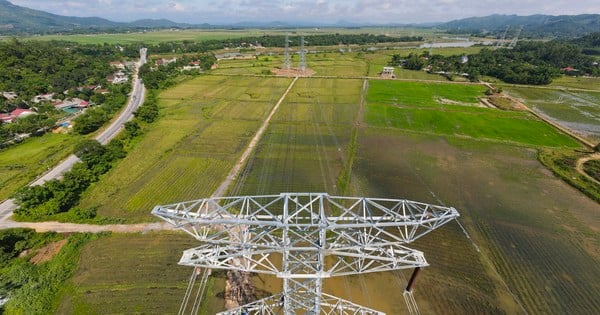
top-left (390, 38), bottom-right (600, 85)
top-left (0, 39), bottom-right (125, 99)
top-left (138, 54), bottom-right (216, 89)
top-left (119, 34), bottom-right (422, 57)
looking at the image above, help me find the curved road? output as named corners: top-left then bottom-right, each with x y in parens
top-left (0, 48), bottom-right (147, 223)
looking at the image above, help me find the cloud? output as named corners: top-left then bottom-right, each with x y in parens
top-left (8, 0), bottom-right (600, 24)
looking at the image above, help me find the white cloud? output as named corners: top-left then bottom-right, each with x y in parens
top-left (8, 0), bottom-right (600, 24)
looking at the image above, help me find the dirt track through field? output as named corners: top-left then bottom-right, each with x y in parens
top-left (576, 153), bottom-right (600, 185)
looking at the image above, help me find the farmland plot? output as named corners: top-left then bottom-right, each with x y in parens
top-left (351, 130), bottom-right (599, 314)
top-left (366, 80), bottom-right (580, 148)
top-left (78, 75), bottom-right (291, 221)
top-left (56, 233), bottom-right (227, 314)
top-left (229, 78), bottom-right (362, 198)
top-left (505, 87), bottom-right (600, 142)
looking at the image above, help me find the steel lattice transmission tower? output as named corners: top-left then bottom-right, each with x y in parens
top-left (299, 36), bottom-right (307, 72)
top-left (152, 193), bottom-right (460, 314)
top-left (284, 33), bottom-right (292, 70)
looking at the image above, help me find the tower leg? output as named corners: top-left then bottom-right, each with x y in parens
top-left (405, 267), bottom-right (421, 292)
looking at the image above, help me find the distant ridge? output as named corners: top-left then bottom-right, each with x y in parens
top-left (1, 0), bottom-right (599, 38)
top-left (439, 14), bottom-right (600, 38)
top-left (0, 0), bottom-right (187, 34)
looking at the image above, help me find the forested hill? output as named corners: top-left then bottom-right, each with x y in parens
top-left (440, 14), bottom-right (600, 38)
top-left (0, 0), bottom-right (186, 35)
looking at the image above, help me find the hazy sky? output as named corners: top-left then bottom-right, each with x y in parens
top-left (9, 0), bottom-right (600, 24)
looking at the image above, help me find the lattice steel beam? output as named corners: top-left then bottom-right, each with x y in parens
top-left (153, 193), bottom-right (460, 314)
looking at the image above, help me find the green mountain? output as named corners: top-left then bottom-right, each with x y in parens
top-left (0, 0), bottom-right (123, 34)
top-left (0, 0), bottom-right (188, 35)
top-left (440, 14), bottom-right (600, 38)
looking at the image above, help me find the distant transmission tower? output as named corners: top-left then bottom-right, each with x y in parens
top-left (284, 33), bottom-right (292, 70)
top-left (508, 26), bottom-right (523, 48)
top-left (495, 25), bottom-right (510, 48)
top-left (153, 193), bottom-right (460, 314)
top-left (299, 35), bottom-right (307, 72)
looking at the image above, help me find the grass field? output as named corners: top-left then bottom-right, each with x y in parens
top-left (26, 29), bottom-right (266, 45)
top-left (56, 232), bottom-right (227, 314)
top-left (77, 75), bottom-right (292, 222)
top-left (228, 77), bottom-right (362, 196)
top-left (349, 130), bottom-right (600, 314)
top-left (366, 80), bottom-right (581, 148)
top-left (24, 27), bottom-right (437, 45)
top-left (504, 86), bottom-right (600, 143)
top-left (0, 133), bottom-right (80, 200)
top-left (54, 49), bottom-right (600, 314)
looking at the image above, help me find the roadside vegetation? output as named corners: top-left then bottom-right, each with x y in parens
top-left (0, 228), bottom-right (102, 314)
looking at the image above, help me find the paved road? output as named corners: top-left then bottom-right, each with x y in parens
top-left (0, 48), bottom-right (147, 225)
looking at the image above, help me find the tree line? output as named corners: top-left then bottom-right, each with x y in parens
top-left (0, 39), bottom-right (122, 98)
top-left (119, 34), bottom-right (422, 56)
top-left (389, 38), bottom-right (600, 85)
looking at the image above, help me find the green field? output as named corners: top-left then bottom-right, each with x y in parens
top-left (56, 232), bottom-right (226, 314)
top-left (26, 29), bottom-right (265, 45)
top-left (0, 133), bottom-right (80, 200)
top-left (48, 47), bottom-right (600, 315)
top-left (366, 80), bottom-right (580, 147)
top-left (229, 78), bottom-right (362, 196)
top-left (504, 86), bottom-right (600, 143)
top-left (25, 27), bottom-right (435, 45)
top-left (77, 75), bottom-right (292, 222)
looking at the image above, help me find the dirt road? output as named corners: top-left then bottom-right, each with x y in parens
top-left (576, 153), bottom-right (600, 185)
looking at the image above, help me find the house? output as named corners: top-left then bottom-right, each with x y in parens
top-left (10, 108), bottom-right (36, 118)
top-left (32, 93), bottom-right (55, 103)
top-left (379, 66), bottom-right (396, 79)
top-left (53, 98), bottom-right (89, 112)
top-left (107, 71), bottom-right (128, 84)
top-left (0, 113), bottom-right (13, 123)
top-left (1, 92), bottom-right (18, 100)
top-left (183, 61), bottom-right (203, 71)
top-left (156, 58), bottom-right (177, 66)
top-left (109, 61), bottom-right (126, 70)
top-left (76, 85), bottom-right (101, 92)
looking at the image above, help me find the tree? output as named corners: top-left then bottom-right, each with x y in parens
top-left (404, 53), bottom-right (424, 70)
top-left (124, 121), bottom-right (141, 137)
top-left (73, 108), bottom-right (108, 134)
top-left (74, 139), bottom-right (107, 166)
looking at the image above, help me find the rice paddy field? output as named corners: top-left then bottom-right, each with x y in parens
top-left (55, 232), bottom-right (227, 314)
top-left (366, 80), bottom-right (580, 148)
top-left (503, 86), bottom-right (600, 143)
top-left (77, 75), bottom-right (292, 222)
top-left (53, 48), bottom-right (599, 314)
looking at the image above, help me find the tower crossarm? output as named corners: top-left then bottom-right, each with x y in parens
top-left (177, 242), bottom-right (427, 277)
top-left (152, 193), bottom-right (460, 244)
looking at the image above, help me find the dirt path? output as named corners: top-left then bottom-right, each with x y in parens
top-left (575, 153), bottom-right (600, 185)
top-left (0, 220), bottom-right (174, 233)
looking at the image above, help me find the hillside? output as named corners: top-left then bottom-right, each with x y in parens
top-left (440, 14), bottom-right (600, 38)
top-left (0, 0), bottom-right (185, 35)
